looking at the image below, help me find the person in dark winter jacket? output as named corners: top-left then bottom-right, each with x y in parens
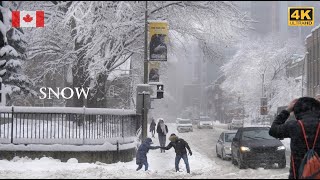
top-left (269, 97), bottom-right (320, 179)
top-left (156, 118), bottom-right (168, 153)
top-left (136, 138), bottom-right (160, 171)
top-left (161, 133), bottom-right (192, 174)
top-left (150, 118), bottom-right (156, 138)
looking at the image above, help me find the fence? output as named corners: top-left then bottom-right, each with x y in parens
top-left (0, 106), bottom-right (141, 145)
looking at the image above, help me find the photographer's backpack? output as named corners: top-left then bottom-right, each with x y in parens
top-left (293, 120), bottom-right (320, 179)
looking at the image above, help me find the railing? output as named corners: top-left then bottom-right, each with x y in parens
top-left (0, 106), bottom-right (141, 145)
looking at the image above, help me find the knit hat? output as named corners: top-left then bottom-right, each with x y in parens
top-left (169, 133), bottom-right (178, 142)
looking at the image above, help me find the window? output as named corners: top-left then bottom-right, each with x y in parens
top-left (225, 133), bottom-right (236, 142)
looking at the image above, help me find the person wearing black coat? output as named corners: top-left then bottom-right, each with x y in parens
top-left (156, 118), bottom-right (168, 153)
top-left (269, 97), bottom-right (320, 179)
top-left (149, 118), bottom-right (156, 138)
top-left (161, 133), bottom-right (192, 174)
top-left (136, 138), bottom-right (160, 171)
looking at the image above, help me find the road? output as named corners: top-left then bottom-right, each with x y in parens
top-left (177, 124), bottom-right (290, 178)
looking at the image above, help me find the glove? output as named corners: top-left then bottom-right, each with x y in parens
top-left (189, 151), bottom-right (192, 156)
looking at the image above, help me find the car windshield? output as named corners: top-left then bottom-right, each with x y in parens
top-left (242, 129), bottom-right (275, 140)
top-left (200, 117), bottom-right (210, 121)
top-left (232, 120), bottom-right (243, 124)
top-left (225, 133), bottom-right (236, 142)
top-left (178, 120), bottom-right (191, 124)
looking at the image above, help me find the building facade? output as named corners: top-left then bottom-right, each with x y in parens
top-left (306, 25), bottom-right (320, 97)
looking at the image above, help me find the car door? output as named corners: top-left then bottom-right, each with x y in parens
top-left (217, 133), bottom-right (224, 155)
top-left (231, 130), bottom-right (241, 160)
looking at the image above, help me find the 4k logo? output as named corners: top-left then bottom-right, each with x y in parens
top-left (288, 7), bottom-right (314, 26)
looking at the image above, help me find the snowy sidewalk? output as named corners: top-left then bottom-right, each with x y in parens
top-left (0, 141), bottom-right (216, 179)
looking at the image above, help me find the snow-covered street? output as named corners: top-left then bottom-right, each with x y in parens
top-left (0, 124), bottom-right (289, 179)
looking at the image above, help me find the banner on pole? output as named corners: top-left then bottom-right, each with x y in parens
top-left (149, 21), bottom-right (168, 61)
top-left (148, 61), bottom-right (160, 82)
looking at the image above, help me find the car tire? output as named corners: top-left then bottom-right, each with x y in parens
top-left (238, 156), bottom-right (247, 169)
top-left (222, 149), bottom-right (225, 160)
top-left (278, 158), bottom-right (286, 169)
top-left (216, 146), bottom-right (221, 158)
top-left (231, 154), bottom-right (236, 165)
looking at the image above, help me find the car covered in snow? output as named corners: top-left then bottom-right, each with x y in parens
top-left (197, 116), bottom-right (214, 129)
top-left (228, 119), bottom-right (244, 130)
top-left (231, 127), bottom-right (286, 169)
top-left (176, 118), bottom-right (193, 133)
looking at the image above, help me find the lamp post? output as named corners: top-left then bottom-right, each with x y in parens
top-left (141, 1), bottom-right (149, 140)
top-left (144, 1), bottom-right (148, 84)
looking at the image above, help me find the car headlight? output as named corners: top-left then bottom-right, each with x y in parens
top-left (224, 146), bottom-right (231, 151)
top-left (240, 146), bottom-right (250, 152)
top-left (277, 146), bottom-right (286, 151)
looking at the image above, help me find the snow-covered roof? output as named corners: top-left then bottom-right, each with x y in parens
top-left (305, 33), bottom-right (312, 41)
top-left (311, 24), bottom-right (320, 33)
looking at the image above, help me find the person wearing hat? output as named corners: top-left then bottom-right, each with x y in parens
top-left (156, 118), bottom-right (168, 153)
top-left (136, 138), bottom-right (160, 171)
top-left (160, 133), bottom-right (192, 174)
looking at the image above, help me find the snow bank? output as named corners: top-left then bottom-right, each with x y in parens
top-left (0, 106), bottom-right (136, 115)
top-left (0, 140), bottom-right (136, 152)
top-left (4, 137), bottom-right (136, 146)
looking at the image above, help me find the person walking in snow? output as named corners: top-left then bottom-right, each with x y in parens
top-left (136, 138), bottom-right (160, 171)
top-left (160, 133), bottom-right (192, 174)
top-left (149, 118), bottom-right (156, 138)
top-left (156, 118), bottom-right (168, 153)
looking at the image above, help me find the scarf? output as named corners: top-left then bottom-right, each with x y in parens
top-left (160, 123), bottom-right (167, 135)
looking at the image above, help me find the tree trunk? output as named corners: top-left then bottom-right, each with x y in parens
top-left (87, 73), bottom-right (107, 108)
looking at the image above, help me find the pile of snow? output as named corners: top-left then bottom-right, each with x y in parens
top-left (0, 122), bottom-right (290, 178)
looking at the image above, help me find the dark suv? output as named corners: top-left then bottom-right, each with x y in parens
top-left (231, 127), bottom-right (286, 169)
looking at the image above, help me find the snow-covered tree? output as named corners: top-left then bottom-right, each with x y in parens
top-left (220, 34), bottom-right (304, 118)
top-left (0, 1), bottom-right (34, 105)
top-left (23, 1), bottom-right (252, 108)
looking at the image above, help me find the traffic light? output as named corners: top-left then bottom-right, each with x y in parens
top-left (156, 84), bottom-right (164, 99)
top-left (260, 106), bottom-right (268, 115)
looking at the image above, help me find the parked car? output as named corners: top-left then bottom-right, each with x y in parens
top-left (176, 118), bottom-right (193, 133)
top-left (231, 127), bottom-right (286, 169)
top-left (228, 119), bottom-right (244, 130)
top-left (216, 131), bottom-right (237, 160)
top-left (197, 116), bottom-right (214, 129)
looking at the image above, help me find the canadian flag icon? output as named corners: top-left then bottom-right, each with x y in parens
top-left (12, 11), bottom-right (44, 28)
